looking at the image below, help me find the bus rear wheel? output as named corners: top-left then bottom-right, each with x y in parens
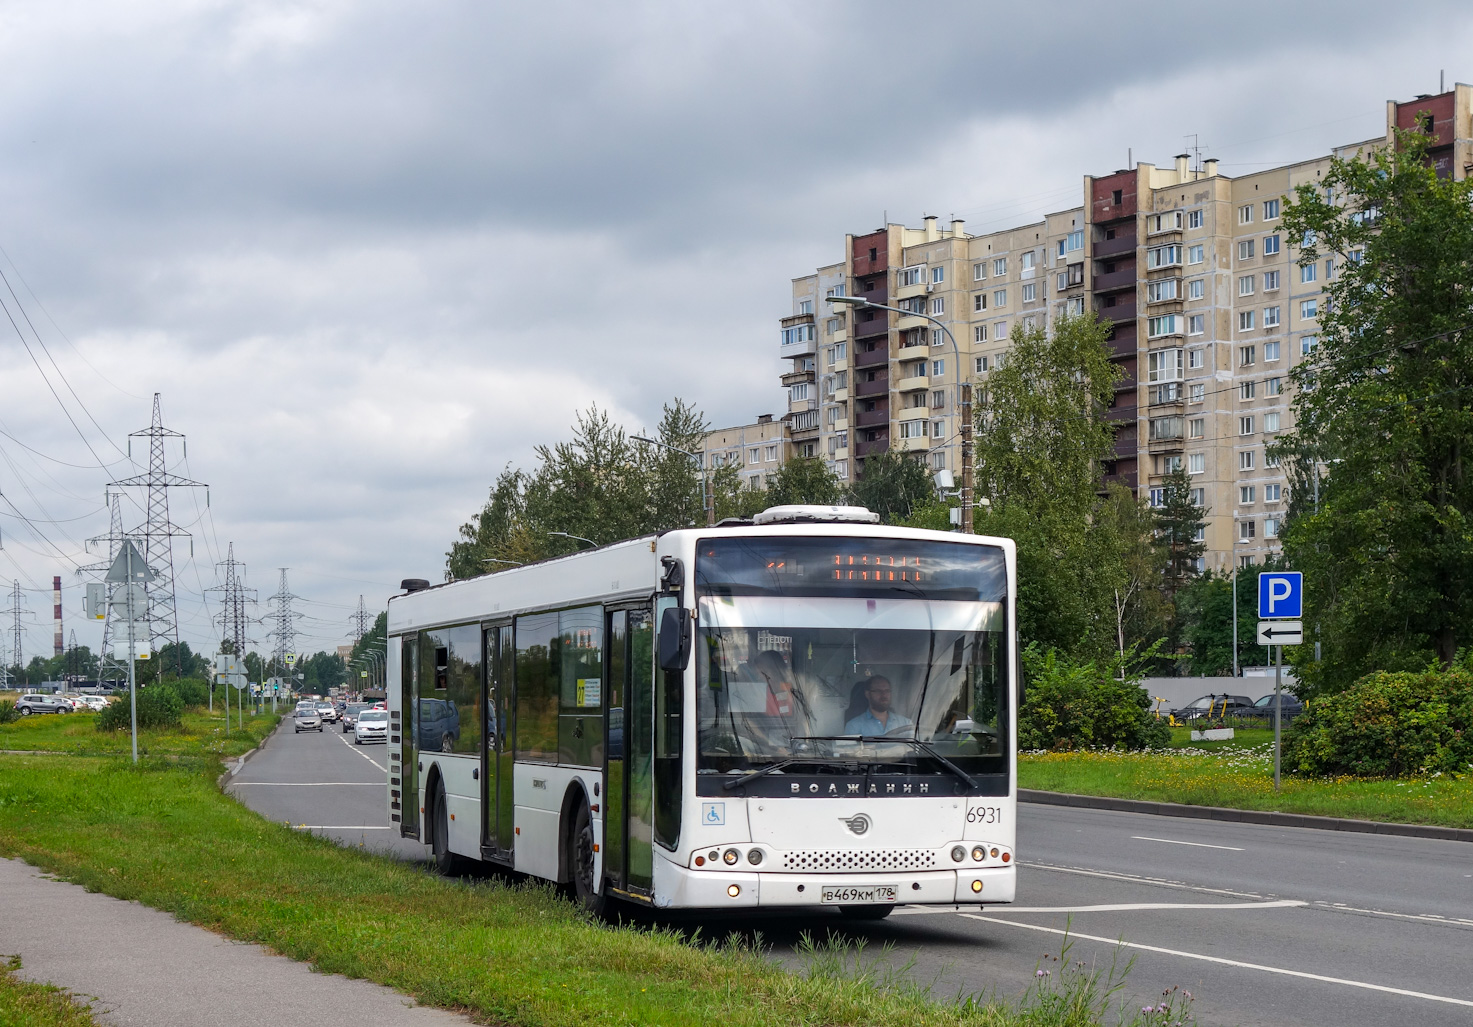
top-left (569, 800), bottom-right (607, 918)
top-left (838, 904), bottom-right (894, 921)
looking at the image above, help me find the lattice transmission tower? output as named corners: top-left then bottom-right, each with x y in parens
top-left (79, 490), bottom-right (132, 681)
top-left (206, 543), bottom-right (257, 656)
top-left (108, 394), bottom-right (206, 661)
top-left (262, 568), bottom-right (301, 678)
top-left (350, 594), bottom-right (372, 642)
top-left (4, 580), bottom-right (23, 673)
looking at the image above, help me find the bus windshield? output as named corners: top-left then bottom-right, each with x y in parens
top-left (695, 537), bottom-right (1009, 778)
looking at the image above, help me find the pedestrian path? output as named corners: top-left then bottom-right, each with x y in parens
top-left (0, 857), bottom-right (470, 1026)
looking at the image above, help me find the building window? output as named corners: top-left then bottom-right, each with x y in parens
top-left (993, 289), bottom-right (1007, 307)
top-left (1239, 204), bottom-right (1254, 225)
top-left (1187, 279), bottom-right (1204, 300)
top-left (1189, 383), bottom-right (1205, 402)
top-left (1239, 416), bottom-right (1255, 435)
top-left (994, 352), bottom-right (1006, 369)
top-left (974, 292), bottom-right (987, 312)
top-left (748, 447), bottom-right (760, 463)
top-left (927, 358), bottom-right (946, 377)
top-left (1240, 345), bottom-right (1257, 366)
top-left (1264, 306), bottom-right (1281, 328)
top-left (931, 390), bottom-right (946, 409)
top-left (1188, 209), bottom-right (1204, 229)
top-left (834, 342), bottom-right (847, 361)
top-left (764, 445), bottom-right (778, 461)
top-left (1240, 520), bottom-right (1256, 540)
top-left (1264, 341), bottom-right (1280, 361)
top-left (1238, 275), bottom-right (1256, 297)
top-left (1067, 296), bottom-right (1085, 315)
top-left (1057, 271), bottom-right (1066, 289)
top-left (1264, 412), bottom-right (1281, 433)
top-left (898, 419), bottom-right (927, 439)
top-left (798, 299), bottom-right (813, 315)
top-left (1264, 517), bottom-right (1280, 538)
top-left (1146, 279), bottom-right (1179, 302)
top-left (1301, 263), bottom-right (1317, 284)
top-left (1301, 335), bottom-right (1318, 356)
top-left (1240, 485), bottom-right (1256, 504)
top-left (1265, 483), bottom-right (1282, 502)
top-left (1189, 452), bottom-right (1205, 473)
top-left (1238, 239), bottom-right (1255, 260)
top-left (1239, 310), bottom-right (1256, 331)
top-left (1263, 234), bottom-right (1281, 256)
top-left (973, 262), bottom-right (985, 281)
top-left (974, 355), bottom-right (988, 373)
top-left (994, 322), bottom-right (1007, 339)
top-left (931, 266), bottom-right (945, 284)
top-left (1263, 198), bottom-right (1280, 220)
top-left (973, 324), bottom-right (987, 343)
top-left (1187, 349), bottom-right (1204, 369)
top-left (1148, 314), bottom-right (1183, 339)
top-left (1265, 451), bottom-right (1281, 468)
top-left (993, 257), bottom-right (1007, 277)
top-left (1151, 382), bottom-right (1181, 403)
top-left (1188, 314), bottom-right (1205, 335)
top-left (1239, 450), bottom-right (1255, 470)
top-left (1264, 270), bottom-right (1280, 291)
top-left (931, 419), bottom-right (945, 438)
top-left (1241, 380), bottom-right (1256, 400)
top-left (1300, 299), bottom-right (1318, 319)
top-left (780, 323), bottom-right (815, 346)
top-left (1022, 283), bottom-right (1037, 302)
top-left (899, 266), bottom-right (923, 287)
top-left (930, 297), bottom-right (945, 315)
top-left (929, 328), bottom-right (942, 346)
top-left (1188, 418), bottom-right (1205, 440)
top-left (1021, 251), bottom-right (1036, 272)
top-left (1149, 487), bottom-right (1166, 508)
top-left (825, 284), bottom-right (845, 299)
top-left (1148, 416), bottom-right (1184, 441)
top-left (1188, 244), bottom-right (1205, 264)
top-left (1147, 348), bottom-right (1183, 382)
top-left (834, 459), bottom-right (848, 479)
top-left (1067, 230), bottom-right (1083, 250)
top-left (790, 383), bottom-right (809, 401)
top-left (1325, 258), bottom-right (1335, 280)
top-left (1147, 244), bottom-right (1182, 269)
top-left (1267, 376), bottom-right (1283, 395)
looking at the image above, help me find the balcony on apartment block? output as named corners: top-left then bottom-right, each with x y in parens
top-left (1092, 232), bottom-right (1137, 259)
top-left (851, 312), bottom-right (889, 339)
top-left (894, 373), bottom-right (929, 393)
top-left (855, 342), bottom-right (888, 368)
top-left (854, 438), bottom-right (890, 457)
top-left (893, 435), bottom-right (930, 454)
top-left (853, 408), bottom-right (888, 428)
top-left (1092, 267), bottom-right (1136, 292)
top-left (855, 376), bottom-right (889, 398)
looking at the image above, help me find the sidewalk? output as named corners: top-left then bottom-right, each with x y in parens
top-left (0, 857), bottom-right (469, 1026)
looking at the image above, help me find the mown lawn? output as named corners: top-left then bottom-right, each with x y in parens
top-left (1018, 735), bottom-right (1473, 829)
top-left (0, 705), bottom-right (278, 759)
top-left (0, 957), bottom-right (100, 1027)
top-left (0, 753), bottom-right (1197, 1027)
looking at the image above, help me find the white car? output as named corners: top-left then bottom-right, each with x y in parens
top-left (353, 709), bottom-right (389, 745)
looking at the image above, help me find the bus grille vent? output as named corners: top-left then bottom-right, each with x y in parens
top-left (782, 849), bottom-right (937, 872)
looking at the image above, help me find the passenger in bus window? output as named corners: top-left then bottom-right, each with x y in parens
top-left (844, 676), bottom-right (914, 737)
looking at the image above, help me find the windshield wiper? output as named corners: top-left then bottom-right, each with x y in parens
top-left (792, 735), bottom-right (978, 790)
top-left (721, 757), bottom-right (816, 792)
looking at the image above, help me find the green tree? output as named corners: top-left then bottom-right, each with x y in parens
top-left (1156, 467), bottom-right (1206, 599)
top-left (972, 313), bottom-right (1125, 658)
top-left (709, 461), bottom-right (771, 522)
top-left (1177, 558), bottom-right (1284, 677)
top-left (848, 450), bottom-right (934, 523)
top-left (766, 456), bottom-right (843, 506)
top-left (1277, 126), bottom-right (1473, 693)
top-left (1095, 485), bottom-right (1168, 667)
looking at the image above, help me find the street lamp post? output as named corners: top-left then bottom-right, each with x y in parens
top-left (825, 295), bottom-right (974, 532)
top-left (548, 531), bottom-right (598, 548)
top-left (1231, 538), bottom-right (1253, 677)
top-left (632, 435), bottom-right (712, 526)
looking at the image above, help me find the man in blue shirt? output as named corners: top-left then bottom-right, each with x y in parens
top-left (844, 676), bottom-right (913, 737)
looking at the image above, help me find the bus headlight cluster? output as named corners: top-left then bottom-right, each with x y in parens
top-left (694, 846), bottom-right (765, 869)
top-left (722, 848), bottom-right (740, 865)
top-left (952, 844), bottom-right (1009, 864)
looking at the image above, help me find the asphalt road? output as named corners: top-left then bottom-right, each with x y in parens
top-left (230, 729), bottom-right (1473, 1027)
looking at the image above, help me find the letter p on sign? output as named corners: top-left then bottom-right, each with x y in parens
top-left (1258, 571), bottom-right (1302, 618)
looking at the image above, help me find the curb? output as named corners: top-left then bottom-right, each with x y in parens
top-left (1018, 789), bottom-right (1473, 844)
top-left (217, 716), bottom-right (287, 788)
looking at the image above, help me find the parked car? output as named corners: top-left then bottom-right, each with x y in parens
top-left (15, 693), bottom-right (71, 715)
top-left (354, 709), bottom-right (389, 745)
top-left (1170, 694), bottom-right (1256, 721)
top-left (79, 695), bottom-right (111, 711)
top-left (293, 707), bottom-right (323, 733)
top-left (340, 702), bottom-right (371, 733)
top-left (315, 701), bottom-right (339, 723)
top-left (1253, 692), bottom-right (1305, 717)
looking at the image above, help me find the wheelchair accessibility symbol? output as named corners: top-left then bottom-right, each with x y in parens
top-left (701, 802), bottom-right (725, 826)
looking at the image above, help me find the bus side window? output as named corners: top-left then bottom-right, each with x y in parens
top-left (653, 595), bottom-right (683, 851)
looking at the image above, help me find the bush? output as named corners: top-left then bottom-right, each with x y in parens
top-left (163, 678), bottom-right (210, 708)
top-left (1018, 643), bottom-right (1170, 751)
top-left (1283, 668), bottom-right (1473, 777)
top-left (0, 699), bottom-right (16, 725)
top-left (96, 687), bottom-right (184, 732)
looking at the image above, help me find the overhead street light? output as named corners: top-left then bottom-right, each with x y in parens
top-left (548, 531), bottom-right (598, 548)
top-left (632, 434), bottom-right (713, 526)
top-left (825, 294), bottom-right (975, 532)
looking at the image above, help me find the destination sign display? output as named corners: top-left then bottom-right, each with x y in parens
top-left (697, 537), bottom-right (1005, 601)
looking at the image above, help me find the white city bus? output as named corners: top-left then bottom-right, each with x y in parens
top-left (385, 505), bottom-right (1017, 918)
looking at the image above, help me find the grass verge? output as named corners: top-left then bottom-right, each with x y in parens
top-left (0, 706), bottom-right (278, 758)
top-left (1019, 737), bottom-right (1473, 829)
top-left (0, 754), bottom-right (1194, 1027)
top-left (0, 956), bottom-right (100, 1027)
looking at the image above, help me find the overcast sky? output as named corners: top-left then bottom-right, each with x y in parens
top-left (1, 0), bottom-right (1469, 664)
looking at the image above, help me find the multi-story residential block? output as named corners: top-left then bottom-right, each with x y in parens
top-left (698, 414), bottom-right (788, 491)
top-left (777, 83), bottom-right (1473, 574)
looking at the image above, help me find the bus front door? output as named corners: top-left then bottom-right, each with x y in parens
top-left (604, 606), bottom-right (654, 898)
top-left (482, 623), bottom-right (514, 861)
top-left (398, 636), bottom-right (419, 840)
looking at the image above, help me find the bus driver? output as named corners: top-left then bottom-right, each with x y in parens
top-left (844, 675), bottom-right (913, 737)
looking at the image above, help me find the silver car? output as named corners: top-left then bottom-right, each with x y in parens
top-left (293, 707), bottom-right (324, 733)
top-left (353, 709), bottom-right (388, 745)
top-left (16, 693), bottom-right (71, 715)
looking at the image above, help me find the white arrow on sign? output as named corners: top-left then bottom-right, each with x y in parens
top-left (1257, 620), bottom-right (1303, 646)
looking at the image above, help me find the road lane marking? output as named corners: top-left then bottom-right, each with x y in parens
top-left (1131, 835), bottom-right (1245, 851)
top-left (958, 913), bottom-right (1473, 1009)
top-left (896, 899), bottom-right (1305, 916)
top-left (231, 782), bottom-right (382, 786)
top-left (291, 825), bottom-right (392, 830)
top-left (335, 732), bottom-right (387, 771)
top-left (1025, 861), bottom-right (1270, 900)
top-left (1315, 901), bottom-right (1473, 928)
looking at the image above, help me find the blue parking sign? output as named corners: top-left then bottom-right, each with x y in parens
top-left (1258, 571), bottom-right (1302, 618)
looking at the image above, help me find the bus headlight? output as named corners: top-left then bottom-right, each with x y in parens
top-left (747, 848), bottom-right (763, 866)
top-left (950, 845), bottom-right (966, 862)
top-left (723, 848), bottom-right (740, 865)
top-left (727, 884), bottom-right (741, 897)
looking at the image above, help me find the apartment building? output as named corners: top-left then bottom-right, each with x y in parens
top-left (698, 414), bottom-right (788, 490)
top-left (777, 83), bottom-right (1473, 574)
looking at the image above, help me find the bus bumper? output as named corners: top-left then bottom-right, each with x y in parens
top-left (652, 862), bottom-right (1016, 909)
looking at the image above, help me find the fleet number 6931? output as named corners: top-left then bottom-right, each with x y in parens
top-left (966, 804), bottom-right (1003, 825)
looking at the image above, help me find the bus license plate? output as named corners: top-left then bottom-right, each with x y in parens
top-left (820, 885), bottom-right (898, 905)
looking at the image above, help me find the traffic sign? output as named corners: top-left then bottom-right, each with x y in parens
top-left (1257, 620), bottom-right (1303, 645)
top-left (104, 540), bottom-right (156, 584)
top-left (1258, 571), bottom-right (1302, 618)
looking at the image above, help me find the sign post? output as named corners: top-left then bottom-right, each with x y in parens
top-left (105, 540), bottom-right (155, 765)
top-left (1257, 571), bottom-right (1303, 792)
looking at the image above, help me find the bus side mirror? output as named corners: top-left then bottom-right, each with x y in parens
top-left (658, 607), bottom-right (691, 672)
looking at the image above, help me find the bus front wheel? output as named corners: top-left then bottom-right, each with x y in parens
top-left (569, 800), bottom-right (608, 918)
top-left (430, 782), bottom-right (468, 876)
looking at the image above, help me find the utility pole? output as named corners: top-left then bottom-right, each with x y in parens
top-left (960, 382), bottom-right (975, 534)
top-left (52, 576), bottom-right (63, 657)
top-left (5, 581), bottom-right (23, 680)
top-left (109, 394), bottom-right (207, 670)
top-left (350, 594), bottom-right (371, 642)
